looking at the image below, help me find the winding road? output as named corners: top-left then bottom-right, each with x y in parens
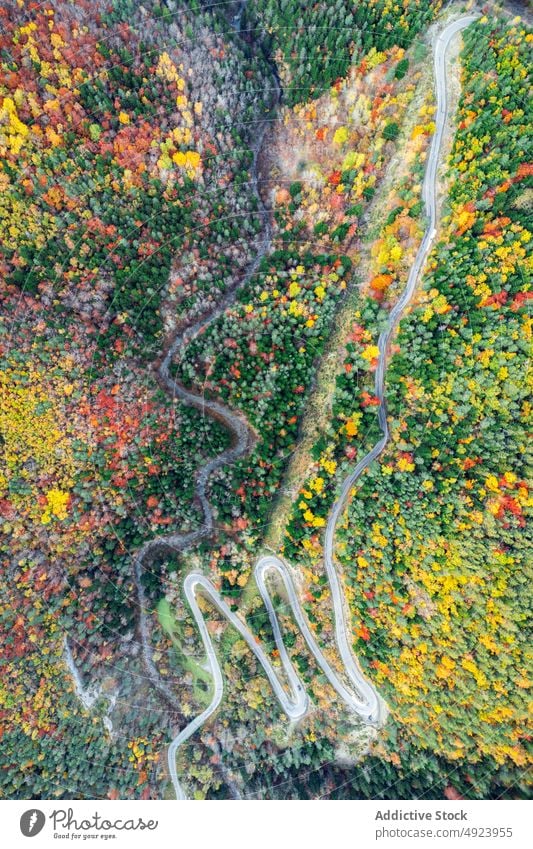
top-left (128, 13), bottom-right (477, 800)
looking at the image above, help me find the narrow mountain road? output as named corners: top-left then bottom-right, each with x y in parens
top-left (130, 14), bottom-right (477, 800)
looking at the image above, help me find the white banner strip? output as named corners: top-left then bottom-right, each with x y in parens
top-left (1, 799), bottom-right (530, 849)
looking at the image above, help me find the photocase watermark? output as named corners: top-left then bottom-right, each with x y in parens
top-left (18, 808), bottom-right (159, 840)
top-left (20, 810), bottom-right (46, 837)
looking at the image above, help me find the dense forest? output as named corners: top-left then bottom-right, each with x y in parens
top-left (283, 14), bottom-right (532, 799)
top-left (0, 0), bottom-right (265, 799)
top-left (246, 0), bottom-right (441, 105)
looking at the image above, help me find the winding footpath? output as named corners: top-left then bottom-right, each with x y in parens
top-left (129, 14), bottom-right (477, 800)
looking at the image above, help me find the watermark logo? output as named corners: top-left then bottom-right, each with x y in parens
top-left (20, 810), bottom-right (46, 838)
top-left (18, 807), bottom-right (159, 840)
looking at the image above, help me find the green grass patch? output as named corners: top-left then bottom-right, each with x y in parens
top-left (157, 597), bottom-right (213, 706)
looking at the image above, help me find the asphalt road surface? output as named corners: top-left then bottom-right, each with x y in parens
top-left (126, 13), bottom-right (477, 800)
